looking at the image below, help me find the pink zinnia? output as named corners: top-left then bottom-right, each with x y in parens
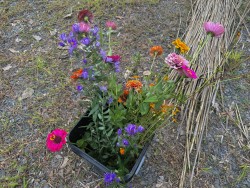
top-left (165, 53), bottom-right (189, 69)
top-left (106, 55), bottom-right (121, 62)
top-left (79, 22), bottom-right (90, 33)
top-left (106, 21), bottom-right (117, 30)
top-left (181, 65), bottom-right (198, 79)
top-left (203, 21), bottom-right (225, 37)
top-left (46, 129), bottom-right (67, 152)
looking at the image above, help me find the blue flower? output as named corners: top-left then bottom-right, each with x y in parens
top-left (81, 37), bottom-right (90, 46)
top-left (114, 61), bottom-right (120, 72)
top-left (123, 139), bottom-right (129, 146)
top-left (67, 38), bottom-right (78, 55)
top-left (117, 128), bottom-right (122, 136)
top-left (60, 33), bottom-right (67, 41)
top-left (81, 69), bottom-right (89, 79)
top-left (72, 23), bottom-right (79, 33)
top-left (59, 42), bottom-right (65, 47)
top-left (125, 124), bottom-right (137, 136)
top-left (137, 125), bottom-right (144, 133)
top-left (107, 97), bottom-right (113, 105)
top-left (95, 41), bottom-right (100, 47)
top-left (99, 86), bottom-right (107, 92)
top-left (100, 49), bottom-right (106, 60)
top-left (92, 25), bottom-right (99, 35)
top-left (83, 59), bottom-right (87, 64)
top-left (76, 85), bottom-right (83, 91)
top-left (104, 172), bottom-right (120, 186)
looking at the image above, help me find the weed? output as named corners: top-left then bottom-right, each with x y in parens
top-left (237, 164), bottom-right (250, 182)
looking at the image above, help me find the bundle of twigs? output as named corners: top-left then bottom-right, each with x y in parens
top-left (169, 0), bottom-right (250, 187)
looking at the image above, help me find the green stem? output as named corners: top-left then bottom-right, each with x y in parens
top-left (108, 28), bottom-right (112, 56)
top-left (190, 34), bottom-right (212, 66)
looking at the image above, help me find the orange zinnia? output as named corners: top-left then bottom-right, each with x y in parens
top-left (70, 69), bottom-right (83, 79)
top-left (119, 148), bottom-right (125, 155)
top-left (125, 80), bottom-right (143, 91)
top-left (172, 38), bottom-right (190, 54)
top-left (150, 46), bottom-right (163, 56)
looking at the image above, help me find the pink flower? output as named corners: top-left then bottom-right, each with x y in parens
top-left (79, 22), bottom-right (90, 33)
top-left (106, 21), bottom-right (117, 30)
top-left (78, 9), bottom-right (94, 23)
top-left (204, 21), bottom-right (225, 37)
top-left (46, 129), bottom-right (67, 152)
top-left (106, 55), bottom-right (121, 62)
top-left (181, 65), bottom-right (198, 79)
top-left (165, 53), bottom-right (189, 69)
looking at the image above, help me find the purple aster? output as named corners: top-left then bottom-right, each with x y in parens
top-left (104, 172), bottom-right (119, 186)
top-left (68, 31), bottom-right (74, 39)
top-left (123, 139), bottom-right (129, 146)
top-left (60, 33), bottom-right (67, 41)
top-left (81, 69), bottom-right (89, 79)
top-left (76, 85), bottom-right (83, 91)
top-left (107, 97), bottom-right (113, 105)
top-left (117, 128), bottom-right (122, 136)
top-left (137, 125), bottom-right (145, 133)
top-left (72, 23), bottom-right (79, 33)
top-left (99, 86), bottom-right (107, 92)
top-left (125, 124), bottom-right (137, 136)
top-left (81, 37), bottom-right (90, 46)
top-left (114, 62), bottom-right (120, 72)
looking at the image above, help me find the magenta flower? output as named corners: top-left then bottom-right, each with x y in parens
top-left (79, 22), bottom-right (90, 33)
top-left (46, 129), bottom-right (67, 152)
top-left (204, 21), bottom-right (225, 37)
top-left (165, 53), bottom-right (189, 69)
top-left (78, 9), bottom-right (94, 23)
top-left (106, 55), bottom-right (121, 63)
top-left (181, 65), bottom-right (198, 79)
top-left (106, 21), bottom-right (117, 30)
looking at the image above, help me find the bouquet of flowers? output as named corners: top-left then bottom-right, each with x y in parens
top-left (46, 9), bottom-right (224, 186)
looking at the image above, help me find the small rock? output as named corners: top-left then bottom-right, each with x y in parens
top-left (20, 88), bottom-right (34, 100)
top-left (33, 35), bottom-right (42, 41)
top-left (9, 48), bottom-right (20, 53)
top-left (2, 64), bottom-right (12, 71)
top-left (15, 37), bottom-right (22, 43)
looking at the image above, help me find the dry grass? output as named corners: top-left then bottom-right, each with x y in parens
top-left (168, 0), bottom-right (250, 187)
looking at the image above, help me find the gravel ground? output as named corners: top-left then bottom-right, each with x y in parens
top-left (0, 0), bottom-right (249, 187)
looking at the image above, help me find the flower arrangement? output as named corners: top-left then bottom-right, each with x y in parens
top-left (46, 9), bottom-right (224, 186)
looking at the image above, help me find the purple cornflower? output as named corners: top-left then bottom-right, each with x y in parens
top-left (137, 125), bottom-right (145, 133)
top-left (104, 172), bottom-right (120, 186)
top-left (125, 124), bottom-right (137, 136)
top-left (107, 97), bottom-right (113, 105)
top-left (99, 86), bottom-right (107, 92)
top-left (92, 25), bottom-right (99, 35)
top-left (76, 85), bottom-right (83, 91)
top-left (60, 33), bottom-right (67, 41)
top-left (123, 139), bottom-right (129, 146)
top-left (72, 23), bottom-right (79, 33)
top-left (81, 69), bottom-right (89, 79)
top-left (114, 62), bottom-right (120, 72)
top-left (117, 128), bottom-right (122, 136)
top-left (68, 38), bottom-right (78, 55)
top-left (81, 37), bottom-right (90, 46)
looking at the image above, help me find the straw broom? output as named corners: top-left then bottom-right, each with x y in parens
top-left (168, 0), bottom-right (250, 187)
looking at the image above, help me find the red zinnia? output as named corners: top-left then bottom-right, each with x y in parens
top-left (78, 9), bottom-right (94, 23)
top-left (125, 80), bottom-right (143, 91)
top-left (71, 69), bottom-right (83, 79)
top-left (46, 129), bottom-right (67, 152)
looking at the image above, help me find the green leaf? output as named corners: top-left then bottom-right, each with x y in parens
top-left (144, 96), bottom-right (158, 103)
top-left (89, 104), bottom-right (99, 116)
top-left (107, 129), bottom-right (113, 137)
top-left (98, 127), bottom-right (105, 130)
top-left (139, 102), bottom-right (150, 115)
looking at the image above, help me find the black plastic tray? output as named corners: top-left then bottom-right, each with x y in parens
top-left (68, 115), bottom-right (150, 183)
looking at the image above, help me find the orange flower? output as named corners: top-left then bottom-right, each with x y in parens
top-left (149, 83), bottom-right (155, 87)
top-left (132, 75), bottom-right (140, 79)
top-left (118, 90), bottom-right (129, 104)
top-left (119, 148), bottom-right (125, 155)
top-left (150, 103), bottom-right (155, 109)
top-left (125, 80), bottom-right (143, 91)
top-left (172, 118), bottom-right (177, 123)
top-left (172, 38), bottom-right (190, 54)
top-left (123, 89), bottom-right (129, 96)
top-left (163, 75), bottom-right (169, 81)
top-left (172, 108), bottom-right (180, 115)
top-left (150, 46), bottom-right (163, 56)
top-left (70, 69), bottom-right (83, 80)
